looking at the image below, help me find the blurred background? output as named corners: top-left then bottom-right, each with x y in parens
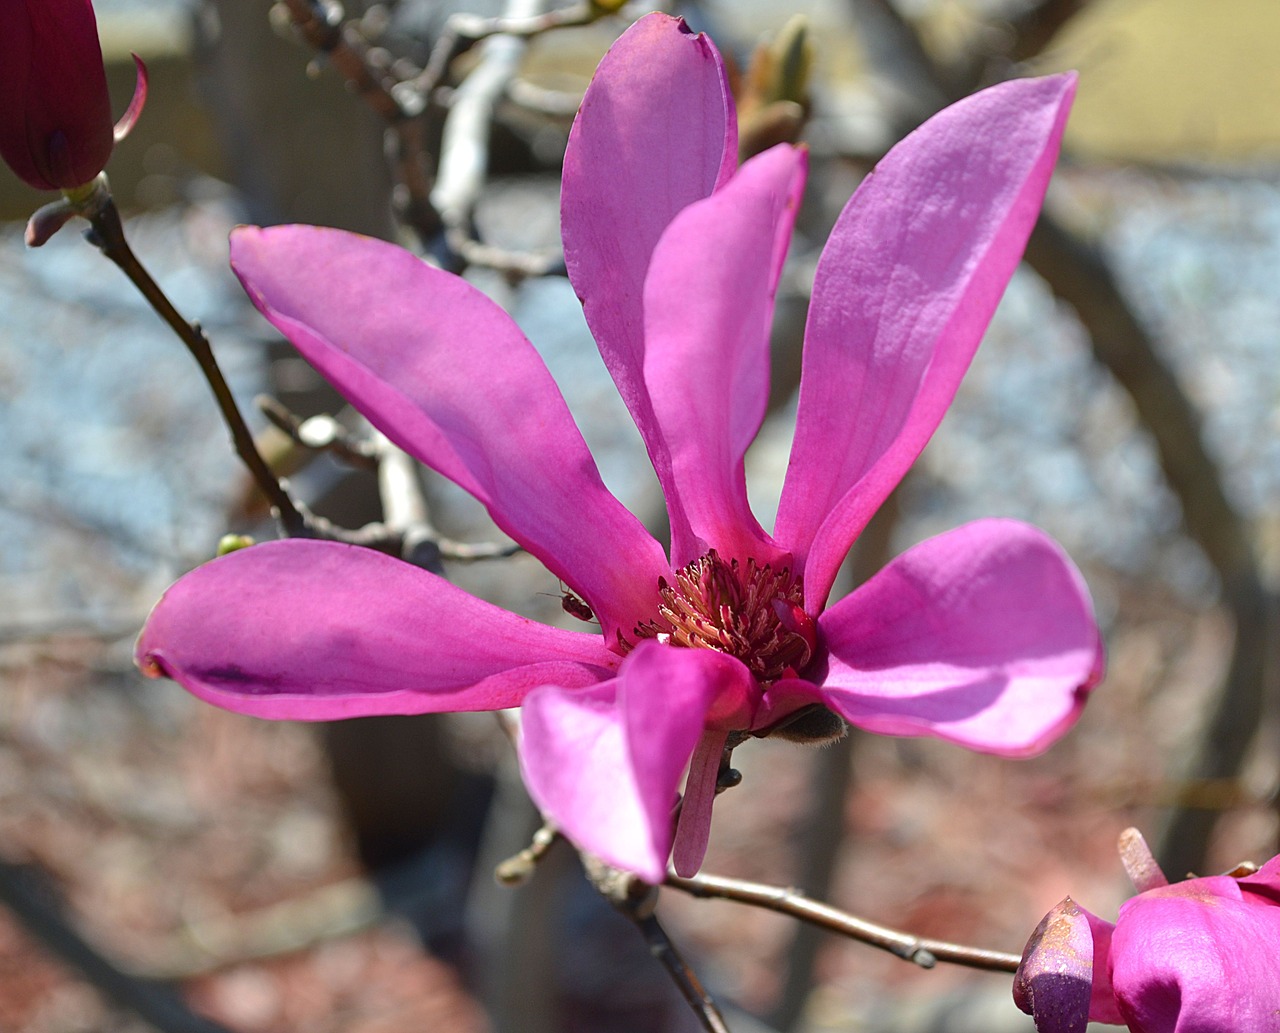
top-left (1, 0), bottom-right (1277, 1031)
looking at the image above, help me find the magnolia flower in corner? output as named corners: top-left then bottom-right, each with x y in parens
top-left (1015, 828), bottom-right (1280, 1032)
top-left (0, 0), bottom-right (147, 193)
top-left (136, 14), bottom-right (1103, 883)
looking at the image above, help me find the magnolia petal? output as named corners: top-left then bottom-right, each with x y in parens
top-left (775, 74), bottom-right (1076, 610)
top-left (671, 727), bottom-right (730, 877)
top-left (520, 642), bottom-right (753, 882)
top-left (229, 225), bottom-right (669, 641)
top-left (561, 11), bottom-right (736, 556)
top-left (113, 54), bottom-right (149, 143)
top-left (520, 682), bottom-right (660, 879)
top-left (1111, 876), bottom-right (1280, 1031)
top-left (643, 145), bottom-right (806, 566)
top-left (1240, 854), bottom-right (1280, 900)
top-left (136, 540), bottom-right (617, 720)
top-left (1014, 897), bottom-right (1112, 1032)
top-left (814, 519), bottom-right (1102, 757)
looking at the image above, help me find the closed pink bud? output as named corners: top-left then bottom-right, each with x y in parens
top-left (0, 0), bottom-right (145, 191)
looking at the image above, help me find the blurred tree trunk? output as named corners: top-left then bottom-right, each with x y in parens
top-left (844, 0), bottom-right (1274, 885)
top-left (193, 0), bottom-right (392, 235)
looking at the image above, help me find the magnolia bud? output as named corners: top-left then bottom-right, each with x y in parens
top-left (0, 0), bottom-right (147, 192)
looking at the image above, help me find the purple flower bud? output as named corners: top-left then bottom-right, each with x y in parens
top-left (0, 0), bottom-right (145, 191)
top-left (1017, 830), bottom-right (1280, 1031)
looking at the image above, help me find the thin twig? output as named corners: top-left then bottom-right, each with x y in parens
top-left (276, 0), bottom-right (414, 120)
top-left (633, 909), bottom-right (732, 1033)
top-left (413, 1), bottom-right (605, 100)
top-left (495, 819), bottom-right (561, 885)
top-left (581, 857), bottom-right (732, 1033)
top-left (84, 195), bottom-right (306, 537)
top-left (431, 0), bottom-right (547, 273)
top-left (666, 871), bottom-right (1022, 973)
top-left (257, 396), bottom-right (379, 469)
top-left (276, 0), bottom-right (442, 244)
top-left (375, 434), bottom-right (444, 571)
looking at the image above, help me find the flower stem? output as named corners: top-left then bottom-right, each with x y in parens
top-left (666, 870), bottom-right (1022, 973)
top-left (85, 196), bottom-right (307, 537)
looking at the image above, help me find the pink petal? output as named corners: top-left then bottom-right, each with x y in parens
top-left (561, 12), bottom-right (736, 556)
top-left (642, 144), bottom-right (807, 566)
top-left (229, 224), bottom-right (669, 643)
top-left (774, 74), bottom-right (1076, 610)
top-left (520, 641), bottom-right (753, 882)
top-left (1240, 854), bottom-right (1280, 899)
top-left (113, 54), bottom-right (149, 143)
top-left (136, 540), bottom-right (618, 720)
top-left (813, 519), bottom-right (1102, 756)
top-left (1111, 876), bottom-right (1280, 1031)
top-left (1014, 897), bottom-right (1119, 1031)
top-left (671, 727), bottom-right (730, 877)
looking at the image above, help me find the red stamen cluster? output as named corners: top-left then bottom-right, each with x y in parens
top-left (630, 550), bottom-right (817, 684)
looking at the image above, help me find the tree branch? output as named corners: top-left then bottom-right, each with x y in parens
top-left (84, 191), bottom-right (307, 537)
top-left (582, 857), bottom-right (732, 1033)
top-left (666, 871), bottom-right (1022, 973)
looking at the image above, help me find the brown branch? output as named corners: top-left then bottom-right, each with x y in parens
top-left (84, 192), bottom-right (307, 538)
top-left (412, 1), bottom-right (605, 101)
top-left (666, 871), bottom-right (1022, 973)
top-left (632, 909), bottom-right (732, 1033)
top-left (582, 857), bottom-right (732, 1033)
top-left (1003, 0), bottom-right (1090, 66)
top-left (276, 0), bottom-right (442, 244)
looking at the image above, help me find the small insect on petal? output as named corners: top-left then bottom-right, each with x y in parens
top-left (561, 588), bottom-right (595, 622)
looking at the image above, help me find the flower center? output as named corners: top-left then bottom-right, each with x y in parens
top-left (628, 549), bottom-right (817, 684)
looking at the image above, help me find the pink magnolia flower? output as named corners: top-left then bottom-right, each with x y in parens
top-left (1015, 829), bottom-right (1280, 1032)
top-left (0, 0), bottom-right (146, 191)
top-left (136, 14), bottom-right (1102, 882)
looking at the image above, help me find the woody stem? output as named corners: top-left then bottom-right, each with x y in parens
top-left (85, 195), bottom-right (307, 537)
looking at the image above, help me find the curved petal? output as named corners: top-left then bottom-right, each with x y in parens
top-left (520, 641), bottom-right (753, 882)
top-left (1111, 877), bottom-right (1280, 1031)
top-left (813, 519), bottom-right (1102, 756)
top-left (229, 224), bottom-right (669, 642)
top-left (113, 54), bottom-right (149, 143)
top-left (1240, 854), bottom-right (1280, 902)
top-left (775, 74), bottom-right (1077, 610)
top-left (1014, 897), bottom-right (1119, 1031)
top-left (561, 12), bottom-right (737, 555)
top-left (136, 540), bottom-right (617, 720)
top-left (643, 145), bottom-right (806, 566)
top-left (671, 727), bottom-right (730, 877)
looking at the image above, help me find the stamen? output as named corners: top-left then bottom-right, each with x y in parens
top-left (629, 549), bottom-right (816, 684)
